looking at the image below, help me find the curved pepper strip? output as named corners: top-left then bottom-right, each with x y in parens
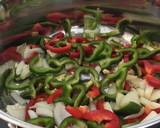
top-left (45, 74), bottom-right (66, 92)
top-left (29, 56), bottom-right (61, 74)
top-left (59, 116), bottom-right (87, 128)
top-left (45, 42), bottom-right (72, 54)
top-left (66, 106), bottom-right (120, 128)
top-left (5, 69), bottom-right (31, 90)
top-left (48, 57), bottom-right (78, 68)
top-left (85, 41), bottom-right (105, 62)
top-left (119, 48), bottom-right (138, 68)
top-left (109, 39), bottom-right (123, 49)
top-left (57, 84), bottom-right (86, 106)
top-left (45, 75), bottom-right (55, 95)
top-left (138, 48), bottom-right (160, 59)
top-left (67, 67), bottom-right (99, 86)
top-left (105, 19), bottom-right (130, 37)
top-left (20, 84), bottom-right (36, 99)
top-left (97, 42), bottom-right (113, 60)
top-left (27, 117), bottom-right (54, 128)
top-left (101, 67), bottom-right (128, 93)
top-left (47, 87), bottom-right (62, 104)
top-left (99, 51), bottom-right (123, 69)
top-left (62, 19), bottom-right (71, 37)
top-left (20, 76), bottom-right (46, 99)
top-left (69, 43), bottom-right (84, 65)
top-left (0, 69), bottom-right (10, 92)
top-left (131, 35), bottom-right (140, 48)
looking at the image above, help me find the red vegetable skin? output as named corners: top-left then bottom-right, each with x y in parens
top-left (87, 85), bottom-right (100, 98)
top-left (66, 105), bottom-right (89, 119)
top-left (145, 74), bottom-right (160, 88)
top-left (69, 50), bottom-right (80, 59)
top-left (83, 45), bottom-right (94, 56)
top-left (45, 32), bottom-right (71, 54)
top-left (0, 47), bottom-right (22, 64)
top-left (84, 110), bottom-right (120, 128)
top-left (50, 32), bottom-right (64, 43)
top-left (25, 94), bottom-right (48, 120)
top-left (124, 81), bottom-right (131, 91)
top-left (45, 43), bottom-right (72, 54)
top-left (152, 54), bottom-right (160, 61)
top-left (47, 87), bottom-right (63, 104)
top-left (96, 99), bottom-right (105, 110)
top-left (67, 36), bottom-right (87, 43)
top-left (66, 106), bottom-right (120, 128)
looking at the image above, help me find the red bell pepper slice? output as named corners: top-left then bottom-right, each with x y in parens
top-left (69, 50), bottom-right (80, 59)
top-left (85, 110), bottom-right (120, 128)
top-left (66, 106), bottom-right (120, 128)
top-left (152, 65), bottom-right (160, 74)
top-left (87, 85), bottom-right (100, 98)
top-left (124, 81), bottom-right (131, 91)
top-left (46, 12), bottom-right (66, 22)
top-left (45, 42), bottom-right (72, 54)
top-left (67, 36), bottom-right (87, 43)
top-left (66, 105), bottom-right (89, 119)
top-left (145, 74), bottom-right (160, 88)
top-left (51, 32), bottom-right (64, 43)
top-left (45, 32), bottom-right (71, 54)
top-left (138, 60), bottom-right (154, 75)
top-left (47, 87), bottom-right (63, 104)
top-left (0, 47), bottom-right (22, 64)
top-left (83, 45), bottom-right (94, 57)
top-left (25, 93), bottom-right (48, 120)
top-left (152, 54), bottom-right (160, 61)
top-left (96, 99), bottom-right (105, 110)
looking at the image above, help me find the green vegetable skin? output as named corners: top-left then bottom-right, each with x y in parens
top-left (2, 7), bottom-right (160, 128)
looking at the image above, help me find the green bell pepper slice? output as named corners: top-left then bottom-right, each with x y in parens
top-left (57, 84), bottom-right (86, 106)
top-left (27, 117), bottom-right (54, 128)
top-left (67, 66), bottom-right (99, 86)
top-left (138, 48), bottom-right (160, 59)
top-left (85, 41), bottom-right (105, 62)
top-left (5, 69), bottom-right (31, 90)
top-left (59, 116), bottom-right (87, 128)
top-left (99, 51), bottom-right (123, 69)
top-left (105, 19), bottom-right (131, 37)
top-left (119, 48), bottom-right (138, 68)
top-left (29, 56), bottom-right (59, 74)
top-left (115, 102), bottom-right (141, 116)
top-left (101, 67), bottom-right (128, 93)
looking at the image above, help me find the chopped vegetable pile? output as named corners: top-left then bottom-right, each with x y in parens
top-left (1, 8), bottom-right (160, 128)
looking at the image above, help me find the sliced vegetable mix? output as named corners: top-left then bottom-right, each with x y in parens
top-left (1, 8), bottom-right (160, 128)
